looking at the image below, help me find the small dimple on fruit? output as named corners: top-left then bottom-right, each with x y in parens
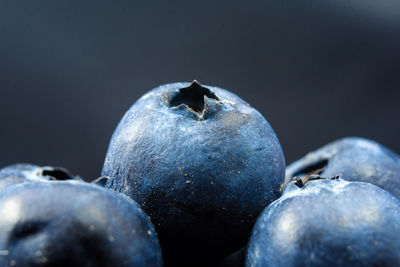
top-left (168, 81), bottom-right (219, 113)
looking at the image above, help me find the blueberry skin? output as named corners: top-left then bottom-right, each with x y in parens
top-left (0, 163), bottom-right (81, 193)
top-left (0, 181), bottom-right (163, 267)
top-left (285, 137), bottom-right (400, 199)
top-left (102, 81), bottom-right (285, 264)
top-left (246, 178), bottom-right (400, 267)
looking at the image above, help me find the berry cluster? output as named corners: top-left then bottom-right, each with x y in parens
top-left (1, 81), bottom-right (399, 267)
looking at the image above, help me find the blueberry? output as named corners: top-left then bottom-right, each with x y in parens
top-left (246, 176), bottom-right (400, 266)
top-left (0, 163), bottom-right (81, 193)
top-left (285, 137), bottom-right (400, 199)
top-left (0, 180), bottom-right (163, 267)
top-left (102, 81), bottom-right (285, 265)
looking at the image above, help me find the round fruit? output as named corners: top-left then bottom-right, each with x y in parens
top-left (0, 163), bottom-right (81, 193)
top-left (246, 176), bottom-right (400, 266)
top-left (102, 81), bottom-right (285, 265)
top-left (0, 181), bottom-right (163, 267)
top-left (285, 137), bottom-right (400, 199)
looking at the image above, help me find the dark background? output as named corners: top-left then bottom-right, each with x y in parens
top-left (1, 0), bottom-right (399, 181)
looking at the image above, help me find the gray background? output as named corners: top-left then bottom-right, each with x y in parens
top-left (1, 0), bottom-right (399, 180)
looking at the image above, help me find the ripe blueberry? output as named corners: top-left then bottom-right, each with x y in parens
top-left (102, 81), bottom-right (285, 265)
top-left (0, 181), bottom-right (163, 267)
top-left (285, 137), bottom-right (400, 199)
top-left (0, 163), bottom-right (81, 193)
top-left (246, 176), bottom-right (400, 266)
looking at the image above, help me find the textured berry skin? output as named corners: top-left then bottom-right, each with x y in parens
top-left (0, 181), bottom-right (163, 267)
top-left (102, 81), bottom-right (285, 265)
top-left (0, 163), bottom-right (81, 193)
top-left (285, 137), bottom-right (400, 199)
top-left (246, 178), bottom-right (400, 267)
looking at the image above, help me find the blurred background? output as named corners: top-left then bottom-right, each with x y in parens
top-left (1, 0), bottom-right (399, 180)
